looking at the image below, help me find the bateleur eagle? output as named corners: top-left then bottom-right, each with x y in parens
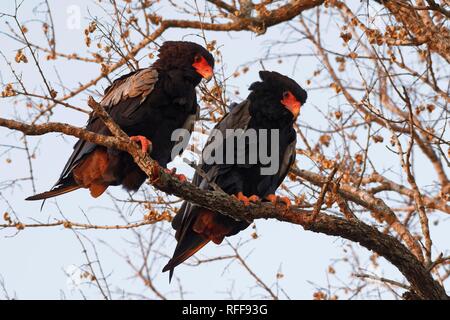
top-left (163, 71), bottom-right (307, 279)
top-left (26, 41), bottom-right (214, 201)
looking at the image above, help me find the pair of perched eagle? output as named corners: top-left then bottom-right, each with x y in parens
top-left (26, 41), bottom-right (307, 278)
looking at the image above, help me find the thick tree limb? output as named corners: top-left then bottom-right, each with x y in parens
top-left (379, 0), bottom-right (450, 63)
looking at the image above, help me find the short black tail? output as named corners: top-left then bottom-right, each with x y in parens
top-left (162, 232), bottom-right (209, 282)
top-left (25, 183), bottom-right (80, 201)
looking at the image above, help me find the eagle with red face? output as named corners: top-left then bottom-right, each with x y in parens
top-left (163, 71), bottom-right (307, 279)
top-left (26, 41), bottom-right (214, 201)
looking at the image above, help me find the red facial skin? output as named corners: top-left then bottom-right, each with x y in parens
top-left (280, 91), bottom-right (301, 119)
top-left (192, 55), bottom-right (213, 80)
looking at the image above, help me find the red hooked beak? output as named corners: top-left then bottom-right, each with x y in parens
top-left (281, 91), bottom-right (301, 119)
top-left (192, 56), bottom-right (213, 81)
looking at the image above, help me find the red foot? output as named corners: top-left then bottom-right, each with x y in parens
top-left (234, 192), bottom-right (259, 206)
top-left (164, 168), bottom-right (187, 183)
top-left (130, 135), bottom-right (152, 153)
top-left (266, 194), bottom-right (277, 205)
top-left (266, 194), bottom-right (291, 208)
top-left (279, 196), bottom-right (291, 208)
top-left (177, 174), bottom-right (187, 183)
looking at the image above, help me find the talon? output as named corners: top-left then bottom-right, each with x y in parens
top-left (130, 135), bottom-right (152, 153)
top-left (248, 195), bottom-right (260, 203)
top-left (163, 168), bottom-right (187, 183)
top-left (234, 192), bottom-right (250, 206)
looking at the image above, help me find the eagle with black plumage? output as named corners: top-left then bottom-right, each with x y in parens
top-left (163, 71), bottom-right (307, 279)
top-left (26, 41), bottom-right (214, 201)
